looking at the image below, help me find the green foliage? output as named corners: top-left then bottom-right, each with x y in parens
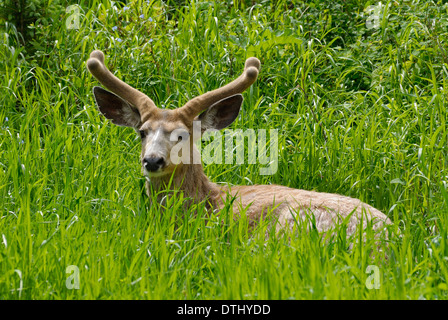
top-left (0, 0), bottom-right (66, 52)
top-left (1, 0), bottom-right (448, 299)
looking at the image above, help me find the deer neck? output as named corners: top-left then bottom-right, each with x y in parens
top-left (146, 159), bottom-right (222, 209)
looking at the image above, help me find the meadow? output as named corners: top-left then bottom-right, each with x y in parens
top-left (0, 0), bottom-right (447, 299)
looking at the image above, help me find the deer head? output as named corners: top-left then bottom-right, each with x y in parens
top-left (87, 50), bottom-right (260, 179)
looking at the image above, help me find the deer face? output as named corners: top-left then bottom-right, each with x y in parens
top-left (87, 50), bottom-right (259, 178)
top-left (138, 113), bottom-right (189, 177)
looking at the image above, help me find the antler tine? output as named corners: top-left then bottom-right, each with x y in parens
top-left (179, 57), bottom-right (261, 120)
top-left (86, 50), bottom-right (158, 120)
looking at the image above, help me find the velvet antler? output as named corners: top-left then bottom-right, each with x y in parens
top-left (178, 57), bottom-right (260, 120)
top-left (86, 50), bottom-right (158, 121)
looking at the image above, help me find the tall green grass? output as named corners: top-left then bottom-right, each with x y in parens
top-left (0, 0), bottom-right (447, 299)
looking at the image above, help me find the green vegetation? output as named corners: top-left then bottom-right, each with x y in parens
top-left (0, 0), bottom-right (447, 299)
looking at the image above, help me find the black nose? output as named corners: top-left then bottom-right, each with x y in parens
top-left (143, 157), bottom-right (165, 172)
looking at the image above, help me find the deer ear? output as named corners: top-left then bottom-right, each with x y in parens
top-left (92, 86), bottom-right (142, 128)
top-left (197, 94), bottom-right (243, 131)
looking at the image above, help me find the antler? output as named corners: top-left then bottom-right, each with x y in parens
top-left (86, 50), bottom-right (158, 121)
top-left (179, 57), bottom-right (261, 120)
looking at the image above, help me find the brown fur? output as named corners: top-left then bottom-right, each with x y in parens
top-left (87, 50), bottom-right (393, 239)
top-left (148, 154), bottom-right (392, 236)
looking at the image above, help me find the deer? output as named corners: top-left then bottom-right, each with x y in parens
top-left (86, 50), bottom-right (392, 239)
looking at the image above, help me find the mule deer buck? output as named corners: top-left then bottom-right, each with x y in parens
top-left (87, 50), bottom-right (392, 237)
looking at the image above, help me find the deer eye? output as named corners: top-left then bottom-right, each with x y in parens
top-left (177, 131), bottom-right (190, 142)
top-left (139, 130), bottom-right (146, 139)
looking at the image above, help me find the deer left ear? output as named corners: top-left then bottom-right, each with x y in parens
top-left (92, 86), bottom-right (142, 128)
top-left (197, 94), bottom-right (243, 131)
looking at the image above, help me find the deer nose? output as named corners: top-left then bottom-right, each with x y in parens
top-left (143, 157), bottom-right (165, 172)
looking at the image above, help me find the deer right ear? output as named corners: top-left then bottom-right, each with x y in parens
top-left (197, 94), bottom-right (243, 131)
top-left (92, 86), bottom-right (142, 128)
